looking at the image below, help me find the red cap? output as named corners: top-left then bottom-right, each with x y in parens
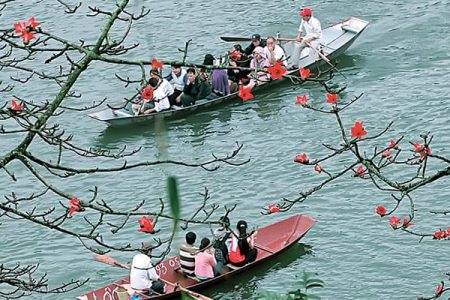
top-left (300, 8), bottom-right (312, 17)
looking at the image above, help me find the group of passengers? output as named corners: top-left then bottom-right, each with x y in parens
top-left (130, 34), bottom-right (288, 116)
top-left (179, 217), bottom-right (258, 281)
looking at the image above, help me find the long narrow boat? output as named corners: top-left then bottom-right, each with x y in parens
top-left (89, 17), bottom-right (368, 127)
top-left (77, 214), bottom-right (315, 299)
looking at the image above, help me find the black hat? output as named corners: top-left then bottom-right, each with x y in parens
top-left (251, 34), bottom-right (261, 42)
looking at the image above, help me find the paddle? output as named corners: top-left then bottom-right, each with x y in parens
top-left (220, 35), bottom-right (296, 42)
top-left (95, 254), bottom-right (213, 300)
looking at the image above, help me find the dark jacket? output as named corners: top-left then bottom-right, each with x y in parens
top-left (244, 40), bottom-right (267, 56)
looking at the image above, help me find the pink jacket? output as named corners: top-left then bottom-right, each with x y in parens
top-left (194, 251), bottom-right (217, 278)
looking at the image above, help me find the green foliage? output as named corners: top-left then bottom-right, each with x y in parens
top-left (256, 271), bottom-right (324, 300)
top-left (167, 176), bottom-right (180, 228)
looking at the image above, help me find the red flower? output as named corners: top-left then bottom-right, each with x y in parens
top-left (267, 62), bottom-right (286, 80)
top-left (10, 99), bottom-right (24, 111)
top-left (295, 95), bottom-right (308, 106)
top-left (382, 149), bottom-right (391, 157)
top-left (14, 22), bottom-right (27, 34)
top-left (26, 17), bottom-right (40, 29)
top-left (325, 93), bottom-right (338, 104)
top-left (230, 50), bottom-right (241, 61)
top-left (20, 31), bottom-right (35, 44)
top-left (354, 165), bottom-right (365, 177)
top-left (268, 204), bottom-right (280, 214)
top-left (375, 205), bottom-right (386, 217)
top-left (351, 121), bottom-right (367, 139)
top-left (314, 164), bottom-right (322, 173)
top-left (389, 216), bottom-right (401, 229)
top-left (434, 230), bottom-right (448, 240)
top-left (239, 85), bottom-right (254, 101)
top-left (141, 86), bottom-right (154, 100)
top-left (414, 143), bottom-right (431, 161)
top-left (151, 58), bottom-right (164, 69)
top-left (299, 68), bottom-right (311, 79)
top-left (138, 216), bottom-right (155, 234)
top-left (294, 153), bottom-right (309, 164)
top-left (413, 143), bottom-right (424, 153)
top-left (436, 283), bottom-right (444, 295)
top-left (402, 218), bottom-right (413, 228)
top-left (68, 197), bottom-right (81, 217)
top-left (389, 139), bottom-right (399, 150)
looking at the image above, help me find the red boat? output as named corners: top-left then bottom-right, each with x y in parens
top-left (77, 214), bottom-right (315, 300)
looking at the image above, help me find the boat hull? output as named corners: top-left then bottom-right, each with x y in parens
top-left (77, 214), bottom-right (316, 299)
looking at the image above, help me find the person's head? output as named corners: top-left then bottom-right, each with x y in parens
top-left (185, 231), bottom-right (196, 245)
top-left (236, 220), bottom-right (248, 236)
top-left (200, 237), bottom-right (210, 250)
top-left (299, 8), bottom-right (312, 21)
top-left (142, 242), bottom-right (153, 256)
top-left (186, 68), bottom-right (197, 81)
top-left (252, 46), bottom-right (265, 60)
top-left (171, 64), bottom-right (182, 75)
top-left (251, 33), bottom-right (261, 47)
top-left (266, 36), bottom-right (276, 47)
top-left (150, 68), bottom-right (161, 79)
top-left (149, 77), bottom-right (160, 88)
top-left (233, 44), bottom-right (243, 53)
top-left (219, 216), bottom-right (230, 228)
top-left (203, 54), bottom-right (215, 66)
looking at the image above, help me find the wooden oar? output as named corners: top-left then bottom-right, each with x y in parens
top-left (220, 36), bottom-right (297, 42)
top-left (95, 254), bottom-right (212, 300)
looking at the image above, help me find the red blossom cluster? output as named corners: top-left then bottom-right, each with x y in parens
top-left (325, 93), bottom-right (338, 104)
top-left (295, 94), bottom-right (308, 106)
top-left (10, 99), bottom-right (24, 111)
top-left (413, 142), bottom-right (432, 161)
top-left (151, 58), bottom-right (164, 69)
top-left (299, 67), bottom-right (311, 79)
top-left (68, 198), bottom-right (81, 217)
top-left (141, 86), bottom-right (154, 100)
top-left (375, 206), bottom-right (413, 229)
top-left (434, 229), bottom-right (450, 240)
top-left (13, 17), bottom-right (40, 44)
top-left (267, 204), bottom-right (280, 214)
top-left (294, 153), bottom-right (309, 164)
top-left (138, 216), bottom-right (155, 234)
top-left (267, 62), bottom-right (287, 80)
top-left (238, 85), bottom-right (254, 101)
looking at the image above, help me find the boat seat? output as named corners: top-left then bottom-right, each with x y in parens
top-left (341, 25), bottom-right (358, 34)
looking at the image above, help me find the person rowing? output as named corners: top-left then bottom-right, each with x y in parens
top-left (291, 7), bottom-right (322, 67)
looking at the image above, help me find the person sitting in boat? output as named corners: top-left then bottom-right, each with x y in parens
top-left (246, 46), bottom-right (271, 88)
top-left (179, 231), bottom-right (198, 277)
top-left (228, 220), bottom-right (258, 267)
top-left (227, 44), bottom-right (250, 92)
top-left (141, 74), bottom-right (173, 114)
top-left (165, 64), bottom-right (188, 106)
top-left (291, 7), bottom-right (322, 67)
top-left (212, 216), bottom-right (232, 274)
top-left (194, 237), bottom-right (217, 281)
top-left (175, 68), bottom-right (211, 107)
top-left (263, 36), bottom-right (288, 67)
top-left (130, 242), bottom-right (165, 295)
top-left (244, 33), bottom-right (267, 56)
top-left (202, 53), bottom-right (231, 98)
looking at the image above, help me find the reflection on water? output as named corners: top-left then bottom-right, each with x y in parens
top-left (207, 243), bottom-right (312, 299)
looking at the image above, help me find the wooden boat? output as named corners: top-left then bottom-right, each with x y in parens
top-left (89, 17), bottom-right (368, 127)
top-left (77, 214), bottom-right (315, 300)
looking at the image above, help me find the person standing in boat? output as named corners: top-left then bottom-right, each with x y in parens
top-left (244, 33), bottom-right (267, 56)
top-left (291, 8), bottom-right (322, 67)
top-left (130, 242), bottom-right (165, 295)
top-left (179, 231), bottom-right (198, 277)
top-left (141, 73), bottom-right (173, 114)
top-left (263, 36), bottom-right (288, 67)
top-left (165, 64), bottom-right (188, 106)
top-left (194, 237), bottom-right (217, 281)
top-left (175, 68), bottom-right (211, 107)
top-left (228, 220), bottom-right (258, 267)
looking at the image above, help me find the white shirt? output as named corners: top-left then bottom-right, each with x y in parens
top-left (298, 16), bottom-right (322, 40)
top-left (168, 69), bottom-right (187, 91)
top-left (153, 79), bottom-right (173, 112)
top-left (263, 44), bottom-right (288, 66)
top-left (130, 253), bottom-right (159, 290)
